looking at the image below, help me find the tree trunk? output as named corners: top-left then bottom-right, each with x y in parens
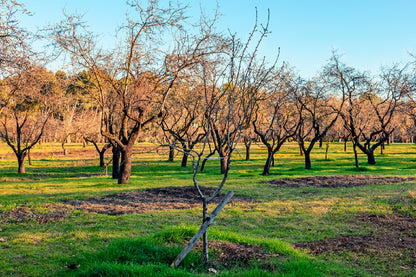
top-left (319, 138), bottom-right (323, 148)
top-left (220, 156), bottom-right (227, 175)
top-left (299, 143), bottom-right (304, 156)
top-left (112, 146), bottom-right (121, 179)
top-left (118, 146), bottom-right (133, 184)
top-left (202, 199), bottom-right (208, 262)
top-left (245, 141), bottom-right (251, 161)
top-left (262, 149), bottom-right (273, 175)
top-left (17, 154), bottom-right (26, 174)
top-left (304, 150), bottom-right (311, 170)
top-left (344, 139), bottom-right (348, 152)
top-left (181, 151), bottom-right (189, 167)
top-left (353, 143), bottom-right (359, 168)
top-left (28, 149), bottom-right (32, 166)
top-left (168, 145), bottom-right (175, 162)
top-left (99, 151), bottom-right (105, 167)
top-left (62, 141), bottom-right (67, 155)
top-left (325, 142), bottom-right (329, 160)
top-left (367, 149), bottom-right (376, 165)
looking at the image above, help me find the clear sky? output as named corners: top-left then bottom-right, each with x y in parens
top-left (18, 0), bottom-right (416, 78)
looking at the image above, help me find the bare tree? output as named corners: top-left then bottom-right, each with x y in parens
top-left (358, 65), bottom-right (411, 164)
top-left (48, 0), bottom-right (223, 184)
top-left (49, 70), bottom-right (83, 155)
top-left (0, 66), bottom-right (54, 173)
top-left (0, 0), bottom-right (31, 78)
top-left (160, 75), bottom-right (206, 167)
top-left (253, 67), bottom-right (299, 175)
top-left (323, 54), bottom-right (367, 167)
top-left (171, 10), bottom-right (278, 266)
top-left (327, 54), bottom-right (411, 165)
top-left (403, 79), bottom-right (416, 143)
top-left (293, 76), bottom-right (344, 170)
top-left (1, 0), bottom-right (33, 124)
top-left (242, 123), bottom-right (257, 161)
top-left (81, 108), bottom-right (111, 167)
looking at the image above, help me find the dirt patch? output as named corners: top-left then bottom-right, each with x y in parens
top-left (0, 204), bottom-right (68, 224)
top-left (268, 175), bottom-right (416, 188)
top-left (1, 173), bottom-right (102, 182)
top-left (193, 241), bottom-right (281, 268)
top-left (1, 178), bottom-right (45, 182)
top-left (294, 213), bottom-right (416, 257)
top-left (66, 186), bottom-right (255, 215)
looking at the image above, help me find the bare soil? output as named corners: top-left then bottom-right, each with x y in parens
top-left (194, 241), bottom-right (281, 269)
top-left (0, 204), bottom-right (68, 225)
top-left (294, 213), bottom-right (416, 260)
top-left (65, 186), bottom-right (255, 215)
top-left (1, 173), bottom-right (102, 182)
top-left (268, 175), bottom-right (416, 188)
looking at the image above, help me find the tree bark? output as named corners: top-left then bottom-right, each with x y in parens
top-left (181, 151), bottom-right (189, 167)
top-left (168, 145), bottom-right (175, 162)
top-left (118, 146), bottom-right (133, 184)
top-left (62, 141), bottom-right (67, 155)
top-left (99, 151), bottom-right (105, 167)
top-left (299, 143), bottom-right (304, 156)
top-left (325, 142), bottom-right (330, 160)
top-left (220, 156), bottom-right (227, 174)
top-left (304, 150), bottom-right (311, 170)
top-left (367, 149), bottom-right (376, 165)
top-left (202, 199), bottom-right (208, 262)
top-left (112, 145), bottom-right (121, 179)
top-left (245, 141), bottom-right (251, 161)
top-left (262, 149), bottom-right (273, 175)
top-left (28, 149), bottom-right (32, 166)
top-left (344, 139), bottom-right (348, 152)
top-left (17, 154), bottom-right (26, 174)
top-left (353, 143), bottom-right (359, 168)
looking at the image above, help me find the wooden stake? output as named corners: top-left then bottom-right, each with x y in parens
top-left (171, 190), bottom-right (234, 267)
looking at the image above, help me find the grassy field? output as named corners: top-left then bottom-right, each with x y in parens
top-left (0, 141), bottom-right (416, 276)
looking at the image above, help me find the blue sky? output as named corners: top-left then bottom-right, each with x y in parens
top-left (18, 0), bottom-right (416, 78)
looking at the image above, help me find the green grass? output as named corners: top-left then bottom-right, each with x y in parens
top-left (0, 141), bottom-right (416, 276)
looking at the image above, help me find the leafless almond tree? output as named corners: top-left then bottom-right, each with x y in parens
top-left (293, 75), bottom-right (344, 170)
top-left (160, 74), bottom-right (206, 167)
top-left (171, 9), bottom-right (278, 266)
top-left (327, 53), bottom-right (411, 165)
top-left (0, 66), bottom-right (55, 173)
top-left (252, 66), bottom-right (299, 175)
top-left (0, 0), bottom-right (31, 78)
top-left (48, 0), bottom-right (225, 184)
